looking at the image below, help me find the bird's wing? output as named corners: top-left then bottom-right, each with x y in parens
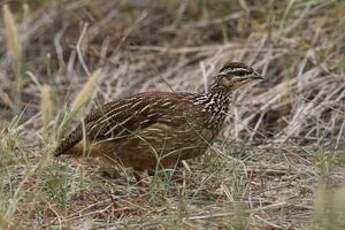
top-left (54, 92), bottom-right (192, 156)
top-left (85, 94), bottom-right (163, 141)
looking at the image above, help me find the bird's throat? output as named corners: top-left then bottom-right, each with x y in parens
top-left (192, 87), bottom-right (231, 129)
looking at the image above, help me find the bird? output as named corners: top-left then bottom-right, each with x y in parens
top-left (54, 62), bottom-right (264, 176)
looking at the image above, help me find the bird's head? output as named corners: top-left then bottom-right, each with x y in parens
top-left (213, 62), bottom-right (264, 91)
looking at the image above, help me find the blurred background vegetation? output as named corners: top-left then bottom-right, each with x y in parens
top-left (0, 0), bottom-right (344, 229)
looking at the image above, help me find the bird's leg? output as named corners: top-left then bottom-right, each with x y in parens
top-left (99, 167), bottom-right (121, 179)
top-left (95, 150), bottom-right (123, 179)
top-left (169, 160), bottom-right (193, 183)
top-left (170, 168), bottom-right (184, 183)
top-left (147, 161), bottom-right (184, 182)
top-left (133, 168), bottom-right (148, 185)
top-left (133, 171), bottom-right (142, 182)
top-left (147, 169), bottom-right (156, 177)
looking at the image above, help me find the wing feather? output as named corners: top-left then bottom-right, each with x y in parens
top-left (54, 92), bottom-right (192, 156)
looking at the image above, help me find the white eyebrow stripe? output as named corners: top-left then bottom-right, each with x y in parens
top-left (230, 68), bottom-right (250, 72)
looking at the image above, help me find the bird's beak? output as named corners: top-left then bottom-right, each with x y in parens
top-left (251, 71), bottom-right (265, 80)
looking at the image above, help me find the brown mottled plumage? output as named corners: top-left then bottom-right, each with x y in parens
top-left (54, 62), bottom-right (264, 174)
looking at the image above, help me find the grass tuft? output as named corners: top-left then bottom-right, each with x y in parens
top-left (2, 4), bottom-right (23, 114)
top-left (70, 69), bottom-right (101, 117)
top-left (2, 5), bottom-right (21, 63)
top-left (40, 84), bottom-right (53, 130)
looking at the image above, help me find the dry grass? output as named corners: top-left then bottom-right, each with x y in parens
top-left (2, 4), bottom-right (22, 113)
top-left (0, 0), bottom-right (345, 229)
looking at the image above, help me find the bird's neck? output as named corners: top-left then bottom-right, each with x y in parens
top-left (192, 83), bottom-right (231, 128)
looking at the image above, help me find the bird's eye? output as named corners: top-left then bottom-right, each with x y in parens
top-left (232, 69), bottom-right (250, 76)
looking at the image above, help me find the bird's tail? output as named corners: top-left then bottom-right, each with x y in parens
top-left (54, 127), bottom-right (82, 157)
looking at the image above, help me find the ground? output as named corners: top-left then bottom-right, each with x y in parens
top-left (0, 0), bottom-right (345, 229)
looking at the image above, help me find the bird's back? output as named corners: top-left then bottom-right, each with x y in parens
top-left (54, 91), bottom-right (204, 157)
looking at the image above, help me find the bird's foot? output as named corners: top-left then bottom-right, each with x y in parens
top-left (99, 168), bottom-right (121, 179)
